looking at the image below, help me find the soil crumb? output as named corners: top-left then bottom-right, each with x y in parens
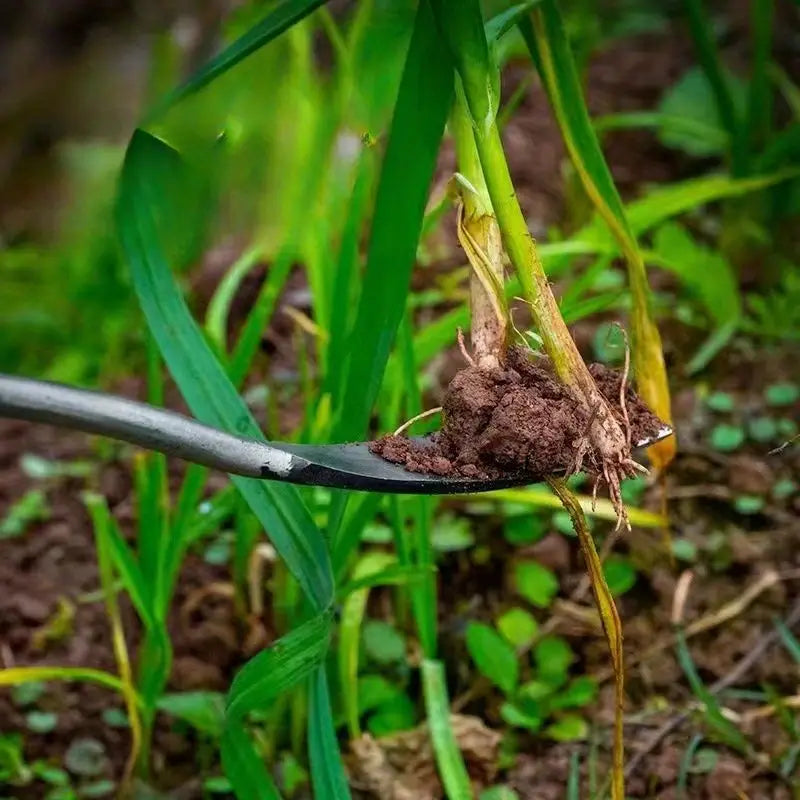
top-left (370, 347), bottom-right (665, 480)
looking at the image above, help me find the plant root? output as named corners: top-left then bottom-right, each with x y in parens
top-left (456, 326), bottom-right (475, 367)
top-left (575, 325), bottom-right (649, 530)
top-left (393, 407), bottom-right (443, 437)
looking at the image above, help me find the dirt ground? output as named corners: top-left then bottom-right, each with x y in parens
top-left (2, 6), bottom-right (800, 800)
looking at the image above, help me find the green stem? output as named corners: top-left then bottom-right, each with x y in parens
top-left (471, 118), bottom-right (600, 394)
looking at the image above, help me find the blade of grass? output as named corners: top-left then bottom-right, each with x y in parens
top-left (566, 749), bottom-right (580, 800)
top-left (674, 628), bottom-right (750, 753)
top-left (308, 666), bottom-right (353, 800)
top-left (325, 150), bottom-right (375, 401)
top-left (520, 3), bottom-right (673, 472)
top-left (421, 659), bottom-right (473, 800)
top-left (227, 608), bottom-right (333, 721)
top-left (0, 667), bottom-right (126, 694)
top-left (677, 733), bottom-right (704, 799)
top-left (221, 723), bottom-right (281, 800)
top-left (339, 551), bottom-right (396, 738)
top-left (148, 0), bottom-right (332, 118)
top-left (681, 0), bottom-right (745, 173)
top-left (747, 0), bottom-right (774, 151)
top-left (205, 246), bottom-right (264, 353)
top-left (462, 487), bottom-right (666, 528)
top-left (100, 513), bottom-right (155, 629)
top-left (84, 492), bottom-right (143, 786)
top-left (338, 563), bottom-right (432, 598)
top-left (775, 619), bottom-right (800, 664)
top-left (118, 130), bottom-right (333, 610)
top-left (334, 0), bottom-right (453, 441)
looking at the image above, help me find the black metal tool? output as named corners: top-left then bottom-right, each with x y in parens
top-left (0, 375), bottom-right (672, 495)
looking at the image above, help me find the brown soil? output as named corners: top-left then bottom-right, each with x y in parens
top-left (371, 347), bottom-right (664, 480)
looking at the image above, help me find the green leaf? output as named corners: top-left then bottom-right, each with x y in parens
top-left (150, 0), bottom-right (332, 116)
top-left (500, 701), bottom-right (542, 731)
top-left (706, 391), bottom-right (736, 412)
top-left (308, 668), bottom-right (352, 800)
top-left (25, 711), bottom-right (58, 734)
top-left (733, 495), bottom-right (765, 515)
top-left (709, 424), bottom-right (745, 452)
top-left (514, 561), bottom-right (559, 608)
top-left (657, 67), bottom-right (743, 157)
top-left (339, 551), bottom-right (396, 737)
top-left (335, 0), bottom-right (452, 440)
top-left (357, 676), bottom-right (404, 715)
top-left (117, 131), bottom-right (333, 612)
top-left (672, 539), bottom-right (699, 562)
top-left (682, 0), bottom-right (742, 167)
top-left (650, 222), bottom-right (740, 372)
top-left (747, 416), bottom-right (778, 442)
top-left (765, 382), bottom-right (799, 407)
top-left (503, 514), bottom-right (546, 545)
top-left (64, 738), bottom-right (108, 777)
top-left (11, 681), bottom-right (45, 707)
top-left (533, 636), bottom-right (573, 687)
top-left (422, 659), bottom-right (473, 800)
top-left (545, 714), bottom-right (588, 742)
top-left (497, 607), bottom-right (539, 649)
top-left (362, 621), bottom-right (406, 666)
top-left (157, 692), bottom-right (226, 737)
top-left (675, 629), bottom-right (749, 753)
top-left (79, 780), bottom-right (116, 798)
top-left (221, 724), bottom-right (280, 800)
top-left (775, 620), bottom-right (800, 665)
top-left (101, 709), bottom-right (129, 729)
top-left (689, 747), bottom-right (719, 774)
top-left (83, 493), bottom-right (154, 630)
top-left (226, 609), bottom-right (333, 721)
top-left (592, 321), bottom-right (626, 365)
top-left (602, 556), bottom-right (637, 597)
top-left (551, 676), bottom-right (598, 709)
top-left (0, 489), bottom-right (49, 539)
top-left (480, 786), bottom-right (520, 800)
top-left (431, 514), bottom-right (475, 553)
top-left (466, 622), bottom-right (519, 694)
top-left (366, 694), bottom-right (417, 736)
top-left (773, 479), bottom-right (797, 500)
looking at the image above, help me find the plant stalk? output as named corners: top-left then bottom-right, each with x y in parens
top-left (471, 117), bottom-right (629, 459)
top-left (450, 92), bottom-right (507, 369)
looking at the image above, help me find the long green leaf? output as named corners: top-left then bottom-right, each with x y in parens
top-left (117, 130), bottom-right (333, 611)
top-left (221, 723), bottom-right (281, 800)
top-left (99, 506), bottom-right (155, 629)
top-left (339, 551), bottom-right (396, 737)
top-left (421, 659), bottom-right (473, 800)
top-left (226, 607), bottom-right (332, 716)
top-left (149, 0), bottom-right (331, 117)
top-left (308, 667), bottom-right (353, 800)
top-left (335, 0), bottom-right (453, 440)
top-left (681, 0), bottom-right (745, 173)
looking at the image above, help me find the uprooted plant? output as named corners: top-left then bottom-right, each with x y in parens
top-left (374, 1), bottom-right (667, 533)
top-left (429, 3), bottom-right (670, 796)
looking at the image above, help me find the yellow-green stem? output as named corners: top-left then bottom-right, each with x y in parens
top-left (549, 477), bottom-right (624, 800)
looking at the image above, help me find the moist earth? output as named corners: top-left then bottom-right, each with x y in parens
top-left (370, 347), bottom-right (664, 480)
